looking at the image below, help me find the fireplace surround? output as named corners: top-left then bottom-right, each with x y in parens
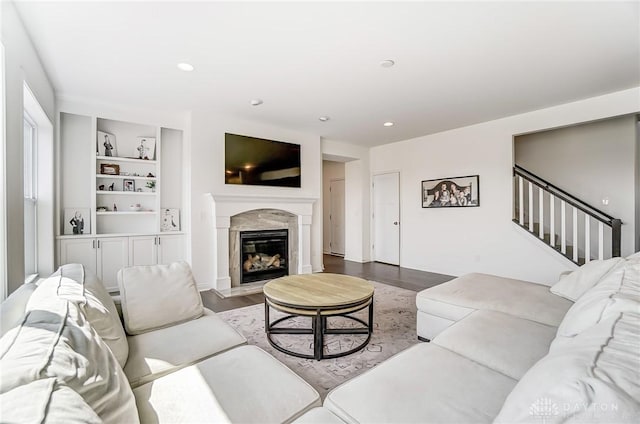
top-left (209, 194), bottom-right (316, 293)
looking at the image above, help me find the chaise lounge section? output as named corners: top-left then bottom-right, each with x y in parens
top-left (300, 255), bottom-right (640, 423)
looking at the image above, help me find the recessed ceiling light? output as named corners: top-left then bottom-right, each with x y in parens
top-left (380, 59), bottom-right (395, 68)
top-left (383, 122), bottom-right (395, 127)
top-left (250, 99), bottom-right (263, 106)
top-left (319, 116), bottom-right (330, 122)
top-left (177, 63), bottom-right (194, 72)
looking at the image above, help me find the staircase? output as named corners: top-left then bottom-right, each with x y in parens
top-left (513, 165), bottom-right (622, 265)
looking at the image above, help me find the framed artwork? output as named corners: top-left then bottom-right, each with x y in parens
top-left (64, 208), bottom-right (90, 235)
top-left (100, 163), bottom-right (120, 175)
top-left (123, 179), bottom-right (135, 192)
top-left (422, 175), bottom-right (480, 208)
top-left (161, 208), bottom-right (180, 232)
top-left (97, 131), bottom-right (117, 157)
top-left (134, 137), bottom-right (156, 160)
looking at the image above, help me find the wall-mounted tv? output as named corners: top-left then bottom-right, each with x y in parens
top-left (225, 133), bottom-right (301, 188)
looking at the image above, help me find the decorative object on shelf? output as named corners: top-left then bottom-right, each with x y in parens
top-left (136, 188), bottom-right (142, 192)
top-left (161, 208), bottom-right (180, 232)
top-left (147, 172), bottom-right (155, 178)
top-left (97, 206), bottom-right (108, 212)
top-left (422, 175), bottom-right (480, 208)
top-left (100, 163), bottom-right (120, 175)
top-left (123, 179), bottom-right (135, 192)
top-left (108, 183), bottom-right (115, 191)
top-left (98, 184), bottom-right (105, 191)
top-left (135, 137), bottom-right (156, 160)
top-left (97, 131), bottom-right (117, 157)
top-left (129, 204), bottom-right (142, 212)
top-left (64, 208), bottom-right (90, 235)
top-left (113, 203), bottom-right (118, 212)
top-left (146, 181), bottom-right (156, 192)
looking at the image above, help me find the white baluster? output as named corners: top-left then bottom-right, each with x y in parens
top-left (561, 201), bottom-right (567, 254)
top-left (549, 195), bottom-right (555, 247)
top-left (539, 188), bottom-right (544, 239)
top-left (584, 215), bottom-right (591, 263)
top-left (572, 207), bottom-right (578, 262)
top-left (528, 182), bottom-right (534, 232)
top-left (518, 176), bottom-right (524, 225)
top-left (598, 222), bottom-right (604, 260)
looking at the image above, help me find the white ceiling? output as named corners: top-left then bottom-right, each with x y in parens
top-left (14, 1), bottom-right (640, 147)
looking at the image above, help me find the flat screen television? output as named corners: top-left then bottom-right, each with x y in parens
top-left (225, 133), bottom-right (301, 188)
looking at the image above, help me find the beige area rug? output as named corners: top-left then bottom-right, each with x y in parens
top-left (217, 281), bottom-right (418, 399)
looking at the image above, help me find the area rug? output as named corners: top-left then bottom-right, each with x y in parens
top-left (217, 281), bottom-right (418, 398)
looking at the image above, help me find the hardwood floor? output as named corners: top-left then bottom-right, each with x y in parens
top-left (200, 254), bottom-right (455, 312)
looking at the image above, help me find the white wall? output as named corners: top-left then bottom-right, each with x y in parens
top-left (322, 139), bottom-right (371, 263)
top-left (190, 111), bottom-right (322, 287)
top-left (370, 88), bottom-right (640, 284)
top-left (515, 114), bottom-right (637, 257)
top-left (322, 160), bottom-right (345, 253)
top-left (1, 0), bottom-right (55, 294)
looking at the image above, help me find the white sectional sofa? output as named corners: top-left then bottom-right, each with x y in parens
top-left (298, 255), bottom-right (640, 423)
top-left (0, 262), bottom-right (320, 423)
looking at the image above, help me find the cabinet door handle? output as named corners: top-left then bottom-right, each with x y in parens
top-left (97, 240), bottom-right (100, 249)
top-left (92, 240), bottom-right (96, 249)
top-left (157, 236), bottom-right (161, 245)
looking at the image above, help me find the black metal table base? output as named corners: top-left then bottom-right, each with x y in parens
top-left (265, 300), bottom-right (374, 361)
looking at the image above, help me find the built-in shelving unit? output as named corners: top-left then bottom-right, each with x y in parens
top-left (57, 110), bottom-right (186, 290)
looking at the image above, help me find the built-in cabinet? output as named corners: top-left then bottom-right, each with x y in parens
top-left (57, 111), bottom-right (186, 292)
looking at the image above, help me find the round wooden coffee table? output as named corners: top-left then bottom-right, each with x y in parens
top-left (263, 273), bottom-right (374, 361)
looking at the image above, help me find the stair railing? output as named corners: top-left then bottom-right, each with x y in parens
top-left (513, 165), bottom-right (621, 265)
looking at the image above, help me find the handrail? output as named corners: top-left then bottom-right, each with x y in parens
top-left (513, 165), bottom-right (617, 225)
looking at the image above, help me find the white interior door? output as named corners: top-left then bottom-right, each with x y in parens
top-left (373, 172), bottom-right (400, 265)
top-left (329, 179), bottom-right (345, 256)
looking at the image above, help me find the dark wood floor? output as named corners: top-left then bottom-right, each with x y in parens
top-left (201, 255), bottom-right (454, 312)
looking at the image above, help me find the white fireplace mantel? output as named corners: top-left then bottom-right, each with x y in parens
top-left (207, 193), bottom-right (317, 291)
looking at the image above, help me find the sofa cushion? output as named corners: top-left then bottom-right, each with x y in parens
top-left (324, 343), bottom-right (517, 423)
top-left (556, 261), bottom-right (639, 338)
top-left (0, 281), bottom-right (37, 338)
top-left (495, 312), bottom-right (640, 423)
top-left (0, 295), bottom-right (139, 424)
top-left (432, 310), bottom-right (558, 380)
top-left (292, 407), bottom-right (346, 424)
top-left (551, 257), bottom-right (624, 301)
top-left (416, 273), bottom-right (572, 326)
top-left (133, 345), bottom-right (321, 423)
top-left (52, 263), bottom-right (129, 367)
top-left (118, 261), bottom-right (204, 335)
top-left (124, 308), bottom-right (246, 387)
top-left (0, 378), bottom-right (101, 424)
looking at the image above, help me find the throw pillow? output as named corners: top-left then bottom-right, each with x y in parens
top-left (118, 261), bottom-right (204, 335)
top-left (495, 312), bottom-right (640, 423)
top-left (555, 261), bottom-right (637, 338)
top-left (53, 263), bottom-right (129, 368)
top-left (551, 257), bottom-right (624, 302)
top-left (0, 378), bottom-right (102, 424)
top-left (1, 296), bottom-right (140, 423)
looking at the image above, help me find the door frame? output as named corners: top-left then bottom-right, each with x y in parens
top-left (371, 171), bottom-right (401, 265)
top-left (329, 178), bottom-right (346, 256)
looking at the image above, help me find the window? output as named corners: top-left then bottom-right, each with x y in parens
top-left (23, 112), bottom-right (37, 277)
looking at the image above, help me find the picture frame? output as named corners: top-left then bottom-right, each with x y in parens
top-left (123, 179), bottom-right (135, 192)
top-left (422, 175), bottom-right (480, 208)
top-left (64, 208), bottom-right (90, 235)
top-left (100, 163), bottom-right (120, 175)
top-left (134, 137), bottom-right (156, 160)
top-left (161, 208), bottom-right (180, 232)
top-left (97, 131), bottom-right (117, 157)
